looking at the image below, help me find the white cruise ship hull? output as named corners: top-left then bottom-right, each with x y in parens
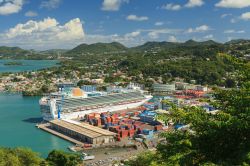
top-left (60, 97), bottom-right (151, 120)
top-left (40, 95), bottom-right (152, 121)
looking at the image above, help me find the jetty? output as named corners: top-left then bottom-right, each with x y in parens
top-left (37, 123), bottom-right (84, 146)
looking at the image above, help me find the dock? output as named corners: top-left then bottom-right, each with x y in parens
top-left (37, 123), bottom-right (84, 146)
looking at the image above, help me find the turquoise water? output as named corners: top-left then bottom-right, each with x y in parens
top-left (0, 60), bottom-right (59, 73)
top-left (0, 93), bottom-right (72, 158)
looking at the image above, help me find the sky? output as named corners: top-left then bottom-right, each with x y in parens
top-left (0, 0), bottom-right (250, 50)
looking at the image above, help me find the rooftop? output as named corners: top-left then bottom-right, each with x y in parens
top-left (50, 119), bottom-right (116, 139)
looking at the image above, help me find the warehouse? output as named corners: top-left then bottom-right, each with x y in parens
top-left (153, 83), bottom-right (175, 93)
top-left (49, 119), bottom-right (116, 145)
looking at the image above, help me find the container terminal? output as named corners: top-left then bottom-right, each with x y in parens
top-left (37, 82), bottom-right (214, 165)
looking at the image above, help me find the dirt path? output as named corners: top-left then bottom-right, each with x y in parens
top-left (82, 146), bottom-right (144, 166)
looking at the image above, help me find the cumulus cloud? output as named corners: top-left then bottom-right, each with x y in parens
top-left (126, 14), bottom-right (148, 21)
top-left (83, 28), bottom-right (180, 47)
top-left (40, 0), bottom-right (61, 9)
top-left (101, 0), bottom-right (128, 11)
top-left (83, 33), bottom-right (144, 47)
top-left (168, 35), bottom-right (178, 42)
top-left (147, 28), bottom-right (180, 39)
top-left (0, 0), bottom-right (23, 15)
top-left (186, 25), bottom-right (211, 33)
top-left (155, 22), bottom-right (164, 26)
top-left (224, 29), bottom-right (245, 34)
top-left (124, 31), bottom-right (141, 38)
top-left (185, 0), bottom-right (204, 8)
top-left (162, 3), bottom-right (181, 11)
top-left (162, 0), bottom-right (204, 11)
top-left (25, 11), bottom-right (38, 17)
top-left (240, 12), bottom-right (250, 20)
top-left (216, 0), bottom-right (250, 8)
top-left (221, 13), bottom-right (232, 18)
top-left (0, 17), bottom-right (85, 50)
top-left (204, 34), bottom-right (214, 39)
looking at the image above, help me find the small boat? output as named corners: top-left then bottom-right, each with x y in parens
top-left (35, 124), bottom-right (40, 128)
top-left (67, 146), bottom-right (77, 152)
top-left (81, 152), bottom-right (95, 161)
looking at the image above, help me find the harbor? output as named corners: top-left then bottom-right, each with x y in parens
top-left (36, 81), bottom-right (213, 162)
top-left (0, 93), bottom-right (72, 158)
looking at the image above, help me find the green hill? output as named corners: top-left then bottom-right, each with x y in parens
top-left (131, 41), bottom-right (179, 52)
top-left (130, 40), bottom-right (221, 52)
top-left (182, 39), bottom-right (220, 46)
top-left (225, 39), bottom-right (250, 45)
top-left (65, 42), bottom-right (128, 56)
top-left (0, 46), bottom-right (30, 56)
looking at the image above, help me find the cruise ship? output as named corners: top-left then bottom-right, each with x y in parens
top-left (39, 83), bottom-right (153, 121)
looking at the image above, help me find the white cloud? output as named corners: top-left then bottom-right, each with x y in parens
top-left (185, 0), bottom-right (204, 8)
top-left (0, 18), bottom-right (85, 50)
top-left (40, 0), bottom-right (61, 9)
top-left (83, 28), bottom-right (180, 46)
top-left (224, 29), bottom-right (245, 34)
top-left (25, 11), bottom-right (38, 17)
top-left (126, 14), bottom-right (148, 21)
top-left (216, 0), bottom-right (250, 8)
top-left (221, 13), bottom-right (232, 18)
top-left (238, 30), bottom-right (246, 33)
top-left (101, 0), bottom-right (128, 11)
top-left (155, 22), bottom-right (164, 26)
top-left (204, 34), bottom-right (214, 39)
top-left (168, 35), bottom-right (178, 42)
top-left (147, 28), bottom-right (180, 39)
top-left (240, 12), bottom-right (250, 20)
top-left (0, 0), bottom-right (23, 15)
top-left (124, 31), bottom-right (141, 38)
top-left (162, 3), bottom-right (181, 11)
top-left (83, 33), bottom-right (144, 47)
top-left (186, 25), bottom-right (211, 33)
top-left (162, 0), bottom-right (204, 11)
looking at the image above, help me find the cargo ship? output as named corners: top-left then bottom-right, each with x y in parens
top-left (39, 83), bottom-right (153, 121)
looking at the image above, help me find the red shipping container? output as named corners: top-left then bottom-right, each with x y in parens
top-left (114, 114), bottom-right (119, 118)
top-left (106, 117), bottom-right (111, 123)
top-left (134, 111), bottom-right (140, 116)
top-left (126, 124), bottom-right (132, 130)
top-left (119, 130), bottom-right (128, 138)
top-left (154, 125), bottom-right (163, 131)
top-left (128, 130), bottom-right (135, 137)
top-left (120, 112), bottom-right (126, 117)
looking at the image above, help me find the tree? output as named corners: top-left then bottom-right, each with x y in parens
top-left (46, 150), bottom-right (81, 166)
top-left (127, 84), bottom-right (250, 165)
top-left (0, 147), bottom-right (43, 166)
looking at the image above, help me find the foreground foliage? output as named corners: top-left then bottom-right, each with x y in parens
top-left (126, 59), bottom-right (250, 165)
top-left (0, 148), bottom-right (81, 166)
top-left (127, 84), bottom-right (250, 166)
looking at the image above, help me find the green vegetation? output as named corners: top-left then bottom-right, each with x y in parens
top-left (0, 46), bottom-right (30, 57)
top-left (126, 61), bottom-right (250, 166)
top-left (46, 150), bottom-right (81, 166)
top-left (126, 84), bottom-right (250, 165)
top-left (1, 39), bottom-right (249, 94)
top-left (0, 147), bottom-right (43, 166)
top-left (22, 85), bottom-right (51, 96)
top-left (0, 147), bottom-right (81, 166)
top-left (65, 42), bottom-right (127, 56)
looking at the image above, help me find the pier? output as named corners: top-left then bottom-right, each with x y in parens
top-left (37, 123), bottom-right (84, 146)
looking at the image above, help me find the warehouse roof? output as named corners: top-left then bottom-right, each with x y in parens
top-left (50, 119), bottom-right (116, 139)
